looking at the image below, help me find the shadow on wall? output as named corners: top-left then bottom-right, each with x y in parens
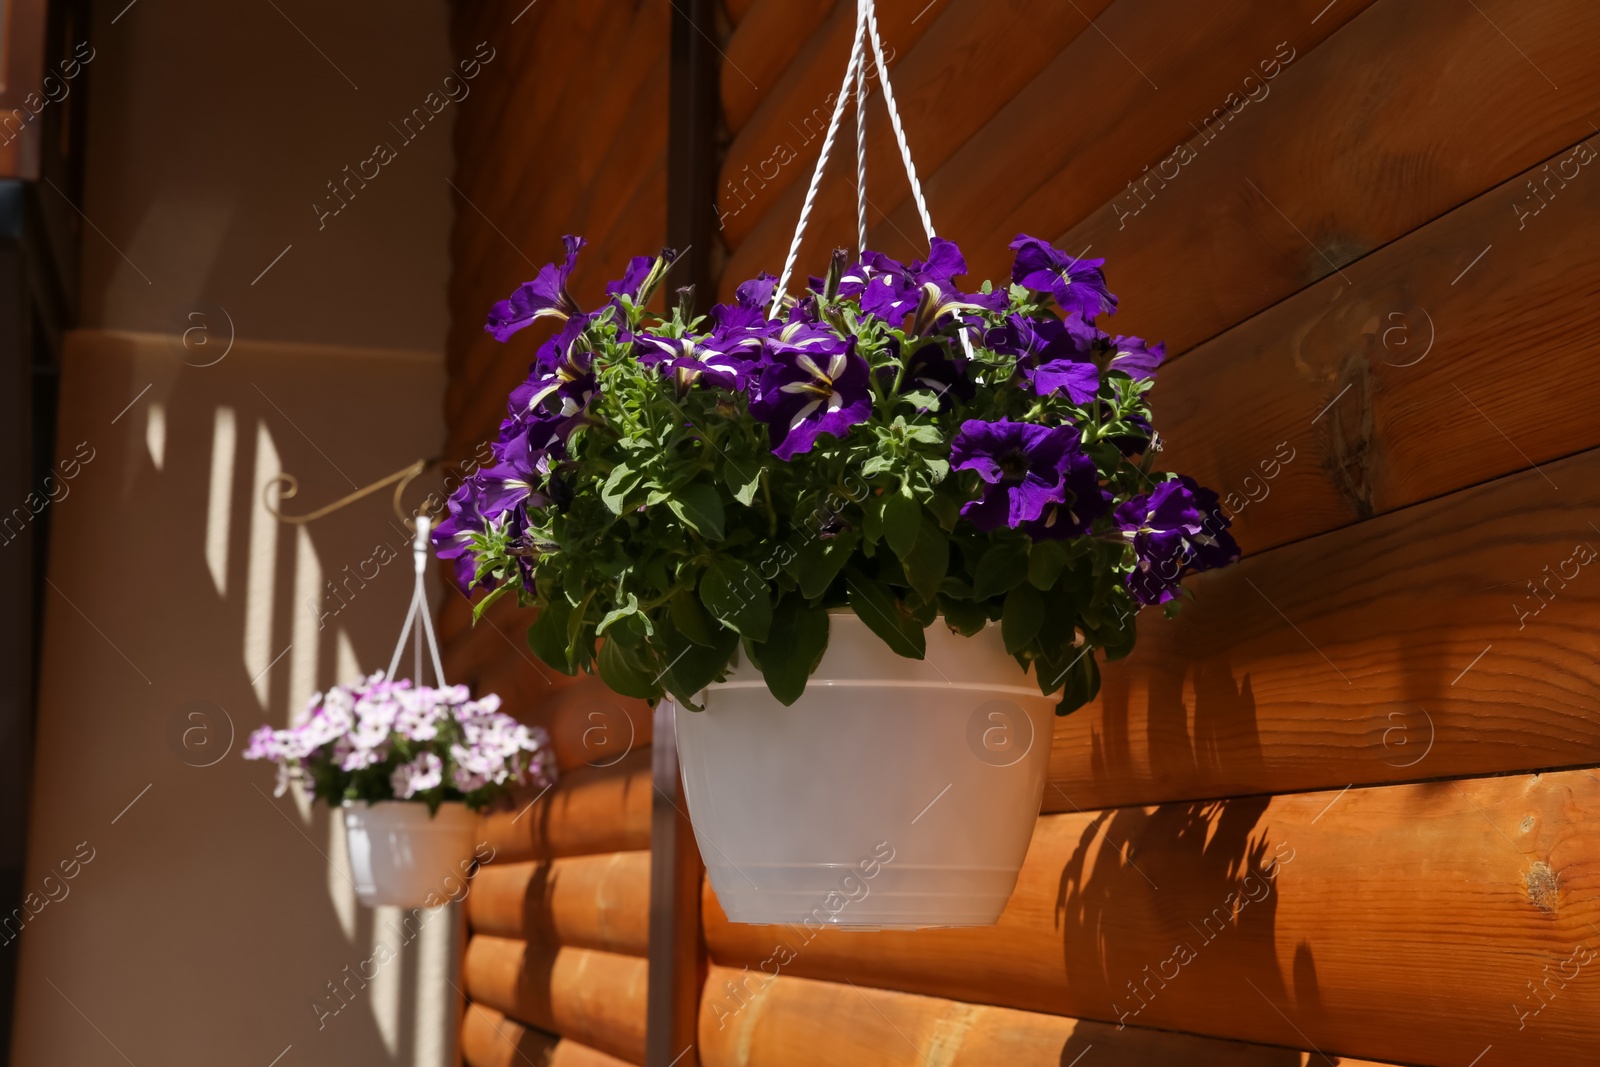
top-left (8, 331), bottom-right (460, 1067)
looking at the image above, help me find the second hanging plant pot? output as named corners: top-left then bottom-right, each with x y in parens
top-left (343, 800), bottom-right (478, 909)
top-left (674, 611), bottom-right (1054, 929)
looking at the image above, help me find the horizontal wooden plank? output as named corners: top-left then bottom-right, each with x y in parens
top-left (1039, 0), bottom-right (1600, 358)
top-left (1154, 133), bottom-right (1600, 557)
top-left (706, 768), bottom-right (1600, 1065)
top-left (1043, 446), bottom-right (1600, 810)
top-left (465, 936), bottom-right (649, 1065)
top-left (463, 1003), bottom-right (634, 1067)
top-left (700, 967), bottom-right (1401, 1067)
top-left (447, 142), bottom-right (668, 449)
top-left (480, 750), bottom-right (653, 862)
top-left (446, 3), bottom-right (668, 388)
top-left (446, 2), bottom-right (628, 353)
top-left (469, 852), bottom-right (651, 956)
top-left (722, 0), bottom-right (838, 134)
top-left (725, 0), bottom-right (1372, 296)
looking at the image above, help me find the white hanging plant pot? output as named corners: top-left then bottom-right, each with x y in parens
top-left (674, 612), bottom-right (1054, 928)
top-left (343, 800), bottom-right (478, 909)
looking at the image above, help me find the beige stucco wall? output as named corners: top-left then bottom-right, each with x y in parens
top-left (12, 332), bottom-right (456, 1066)
top-left (11, 0), bottom-right (466, 1063)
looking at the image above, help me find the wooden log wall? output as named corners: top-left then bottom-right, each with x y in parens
top-left (442, 3), bottom-right (668, 1064)
top-left (697, 0), bottom-right (1600, 1064)
top-left (443, 1), bottom-right (1600, 1065)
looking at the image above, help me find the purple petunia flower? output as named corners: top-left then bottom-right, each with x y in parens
top-left (604, 247), bottom-right (676, 311)
top-left (750, 327), bottom-right (872, 459)
top-left (840, 238), bottom-right (1007, 329)
top-left (898, 342), bottom-right (975, 407)
top-left (486, 236), bottom-right (586, 341)
top-left (1114, 477), bottom-right (1240, 604)
top-left (712, 273), bottom-right (781, 332)
top-left (605, 255), bottom-right (653, 302)
top-left (988, 313), bottom-right (1101, 404)
top-left (951, 419), bottom-right (1105, 535)
top-left (1104, 334), bottom-right (1165, 381)
top-left (1009, 234), bottom-right (1117, 320)
top-left (433, 476), bottom-right (494, 591)
top-left (635, 332), bottom-right (756, 391)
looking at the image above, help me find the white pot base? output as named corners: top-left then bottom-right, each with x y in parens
top-left (343, 800), bottom-right (477, 909)
top-left (675, 613), bottom-right (1054, 929)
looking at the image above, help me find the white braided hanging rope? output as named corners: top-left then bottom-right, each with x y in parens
top-left (862, 0), bottom-right (935, 244)
top-left (772, 0), bottom-right (969, 367)
top-left (769, 0), bottom-right (869, 316)
top-left (387, 516), bottom-right (448, 686)
top-left (854, 49), bottom-right (868, 256)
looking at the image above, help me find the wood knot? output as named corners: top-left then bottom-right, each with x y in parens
top-left (1525, 861), bottom-right (1559, 913)
top-left (1319, 352), bottom-right (1376, 520)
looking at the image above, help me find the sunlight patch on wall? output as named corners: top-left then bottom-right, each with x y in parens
top-left (288, 526), bottom-right (322, 719)
top-left (336, 627), bottom-right (361, 689)
top-left (327, 815), bottom-right (356, 940)
top-left (370, 906), bottom-right (404, 1056)
top-left (144, 401), bottom-right (166, 470)
top-left (204, 406), bottom-right (236, 596)
top-left (414, 901), bottom-right (455, 1066)
top-left (245, 421), bottom-right (281, 710)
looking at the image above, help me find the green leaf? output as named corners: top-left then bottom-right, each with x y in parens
top-left (699, 557), bottom-right (772, 642)
top-left (902, 523), bottom-right (949, 603)
top-left (724, 461), bottom-right (762, 507)
top-left (1052, 650), bottom-right (1101, 715)
top-left (937, 595), bottom-right (990, 636)
top-left (883, 490), bottom-right (921, 560)
top-left (669, 586), bottom-right (720, 647)
top-left (861, 493), bottom-right (885, 548)
top-left (527, 598), bottom-right (577, 674)
top-left (926, 491), bottom-right (960, 530)
top-left (972, 539), bottom-right (1031, 600)
top-left (470, 582), bottom-right (514, 623)
top-left (1001, 583), bottom-right (1045, 654)
top-left (844, 569), bottom-right (925, 659)
top-left (794, 531), bottom-right (859, 600)
top-left (597, 592), bottom-right (648, 638)
top-left (754, 598), bottom-right (830, 705)
top-left (601, 464), bottom-right (640, 514)
top-left (598, 631), bottom-right (660, 700)
top-left (668, 482), bottom-right (725, 540)
top-left (1027, 540), bottom-right (1068, 591)
top-left (860, 454), bottom-right (896, 477)
top-left (660, 619), bottom-right (738, 708)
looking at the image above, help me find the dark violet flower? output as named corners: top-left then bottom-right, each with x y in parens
top-left (1028, 359), bottom-right (1100, 405)
top-left (889, 342), bottom-right (974, 407)
top-left (635, 332), bottom-right (755, 391)
top-left (605, 247), bottom-right (676, 309)
top-left (1114, 477), bottom-right (1240, 604)
top-left (605, 255), bottom-right (653, 301)
top-left (989, 313), bottom-right (1101, 404)
top-left (1104, 334), bottom-right (1165, 381)
top-left (841, 238), bottom-right (1007, 329)
top-left (750, 327), bottom-right (871, 459)
top-left (486, 235), bottom-right (586, 341)
top-left (433, 474), bottom-right (497, 591)
top-left (951, 419), bottom-right (1101, 534)
top-left (1009, 234), bottom-right (1116, 320)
